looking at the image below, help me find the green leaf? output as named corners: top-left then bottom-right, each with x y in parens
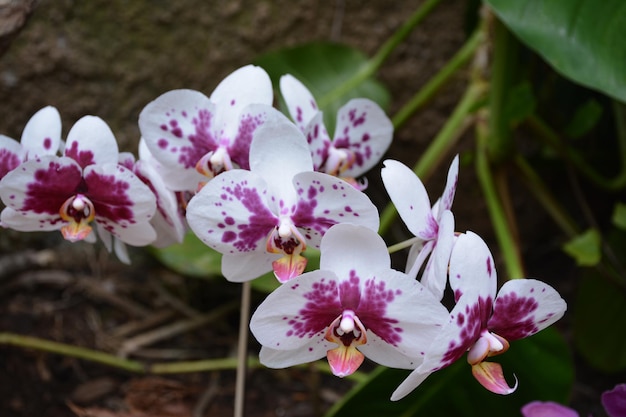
top-left (254, 42), bottom-right (391, 133)
top-left (149, 232), bottom-right (222, 279)
top-left (612, 202), bottom-right (626, 230)
top-left (562, 228), bottom-right (601, 266)
top-left (484, 0), bottom-right (626, 102)
top-left (574, 270), bottom-right (626, 372)
top-left (564, 99), bottom-right (603, 139)
top-left (324, 327), bottom-right (573, 417)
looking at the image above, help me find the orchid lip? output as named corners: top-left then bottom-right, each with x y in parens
top-left (324, 312), bottom-right (368, 377)
top-left (59, 194), bottom-right (96, 242)
top-left (325, 147), bottom-right (356, 176)
top-left (195, 146), bottom-right (233, 179)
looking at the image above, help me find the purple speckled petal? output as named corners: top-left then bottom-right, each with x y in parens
top-left (381, 159), bottom-right (436, 240)
top-left (0, 135), bottom-right (24, 179)
top-left (228, 104), bottom-right (291, 170)
top-left (250, 269), bottom-right (342, 350)
top-left (65, 116), bottom-right (119, 168)
top-left (291, 172), bottom-right (379, 248)
top-left (210, 65), bottom-right (273, 141)
top-left (0, 156), bottom-right (81, 215)
top-left (332, 98), bottom-right (393, 178)
top-left (139, 89), bottom-right (217, 190)
top-left (84, 163), bottom-right (157, 246)
top-left (0, 206), bottom-right (63, 232)
top-left (488, 279), bottom-right (566, 342)
top-left (21, 106), bottom-right (61, 159)
top-left (249, 118), bottom-right (313, 212)
top-left (303, 112), bottom-right (332, 171)
top-left (186, 169), bottom-right (278, 255)
top-left (420, 210), bottom-right (455, 301)
top-left (437, 155), bottom-right (459, 217)
top-left (392, 232), bottom-right (498, 400)
top-left (279, 74), bottom-right (319, 131)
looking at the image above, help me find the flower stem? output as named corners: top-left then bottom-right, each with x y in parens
top-left (318, 0), bottom-right (442, 109)
top-left (387, 236), bottom-right (421, 254)
top-left (392, 27), bottom-right (484, 130)
top-left (379, 82), bottom-right (485, 235)
top-left (234, 280), bottom-right (251, 417)
top-left (475, 111), bottom-right (525, 280)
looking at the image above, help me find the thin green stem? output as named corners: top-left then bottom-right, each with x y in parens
top-left (476, 112), bottom-right (525, 280)
top-left (392, 28), bottom-right (484, 130)
top-left (379, 82), bottom-right (485, 235)
top-left (318, 0), bottom-right (442, 109)
top-left (234, 281), bottom-right (251, 417)
top-left (0, 332), bottom-right (146, 373)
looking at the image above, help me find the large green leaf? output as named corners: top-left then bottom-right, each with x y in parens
top-left (484, 0), bottom-right (626, 102)
top-left (254, 42), bottom-right (391, 133)
top-left (325, 327), bottom-right (573, 417)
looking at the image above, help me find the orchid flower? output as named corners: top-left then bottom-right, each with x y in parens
top-left (0, 106), bottom-right (61, 180)
top-left (185, 117), bottom-right (380, 282)
top-left (279, 74), bottom-right (393, 189)
top-left (249, 223), bottom-right (449, 377)
top-left (0, 116), bottom-right (157, 247)
top-left (391, 231), bottom-right (567, 400)
top-left (119, 140), bottom-right (187, 248)
top-left (138, 65), bottom-right (277, 192)
top-left (381, 156), bottom-right (459, 300)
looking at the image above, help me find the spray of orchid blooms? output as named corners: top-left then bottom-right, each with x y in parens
top-left (0, 64), bottom-right (567, 401)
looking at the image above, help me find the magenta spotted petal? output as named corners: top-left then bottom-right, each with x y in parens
top-left (250, 224), bottom-right (448, 375)
top-left (139, 65), bottom-right (275, 190)
top-left (280, 74), bottom-right (392, 181)
top-left (186, 117), bottom-right (379, 282)
top-left (65, 116), bottom-right (119, 168)
top-left (20, 106), bottom-right (62, 159)
top-left (391, 231), bottom-right (566, 401)
top-left (0, 135), bottom-right (24, 180)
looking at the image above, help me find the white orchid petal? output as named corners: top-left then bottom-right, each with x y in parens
top-left (381, 159), bottom-right (436, 240)
top-left (279, 74), bottom-right (319, 131)
top-left (318, 223), bottom-right (389, 279)
top-left (21, 106), bottom-right (62, 158)
top-left (65, 116), bottom-right (119, 167)
top-left (438, 154), bottom-right (459, 217)
top-left (249, 118), bottom-right (313, 209)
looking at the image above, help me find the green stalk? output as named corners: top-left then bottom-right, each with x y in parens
top-left (392, 28), bottom-right (484, 130)
top-left (475, 113), bottom-right (525, 279)
top-left (318, 0), bottom-right (442, 109)
top-left (485, 17), bottom-right (518, 163)
top-left (0, 332), bottom-right (146, 373)
top-left (379, 82), bottom-right (485, 235)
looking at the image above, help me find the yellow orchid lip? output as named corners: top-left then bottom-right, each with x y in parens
top-left (59, 194), bottom-right (95, 242)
